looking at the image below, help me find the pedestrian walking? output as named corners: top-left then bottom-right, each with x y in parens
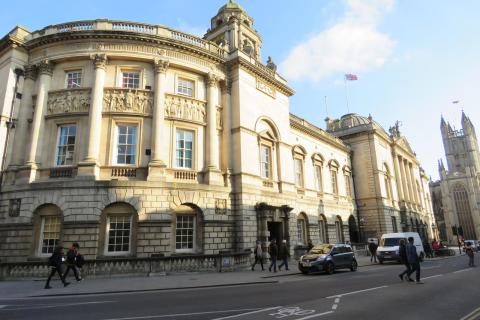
top-left (278, 240), bottom-right (290, 271)
top-left (406, 237), bottom-right (422, 284)
top-left (63, 243), bottom-right (82, 281)
top-left (465, 242), bottom-right (475, 267)
top-left (368, 239), bottom-right (378, 263)
top-left (44, 246), bottom-right (70, 289)
top-left (251, 240), bottom-right (264, 271)
top-left (423, 242), bottom-right (433, 259)
top-left (268, 239), bottom-right (278, 272)
top-left (398, 239), bottom-right (412, 281)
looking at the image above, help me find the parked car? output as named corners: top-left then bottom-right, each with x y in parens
top-left (376, 232), bottom-right (425, 264)
top-left (298, 244), bottom-right (357, 275)
top-left (463, 240), bottom-right (480, 252)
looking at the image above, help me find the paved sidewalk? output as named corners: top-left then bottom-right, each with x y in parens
top-left (0, 253), bottom-right (458, 299)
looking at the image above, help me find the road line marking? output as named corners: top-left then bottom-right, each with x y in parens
top-left (1, 301), bottom-right (115, 311)
top-left (460, 306), bottom-right (480, 320)
top-left (454, 268), bottom-right (473, 274)
top-left (326, 285), bottom-right (388, 298)
top-left (101, 308), bottom-right (269, 320)
top-left (0, 305), bottom-right (6, 309)
top-left (211, 306), bottom-right (282, 320)
top-left (332, 304), bottom-right (338, 310)
top-left (293, 311), bottom-right (334, 320)
top-left (334, 298), bottom-right (340, 304)
top-left (422, 274), bottom-right (442, 280)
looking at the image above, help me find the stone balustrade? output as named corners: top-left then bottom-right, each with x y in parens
top-left (0, 252), bottom-right (251, 280)
top-left (27, 20), bottom-right (225, 58)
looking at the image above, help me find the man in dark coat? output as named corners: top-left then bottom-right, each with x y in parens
top-left (368, 239), bottom-right (378, 263)
top-left (406, 237), bottom-right (422, 283)
top-left (45, 246), bottom-right (70, 289)
top-left (398, 239), bottom-right (412, 281)
top-left (63, 243), bottom-right (82, 281)
top-left (268, 239), bottom-right (278, 272)
top-left (278, 240), bottom-right (290, 271)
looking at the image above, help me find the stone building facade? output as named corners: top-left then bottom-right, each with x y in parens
top-left (0, 2), bottom-right (357, 264)
top-left (431, 112), bottom-right (480, 244)
top-left (326, 114), bottom-right (436, 242)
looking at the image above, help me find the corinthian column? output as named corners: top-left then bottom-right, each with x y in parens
top-left (204, 73), bottom-right (222, 185)
top-left (148, 59), bottom-right (169, 181)
top-left (11, 65), bottom-right (36, 167)
top-left (25, 60), bottom-right (53, 174)
top-left (206, 73), bottom-right (219, 169)
top-left (392, 153), bottom-right (404, 201)
top-left (78, 54), bottom-right (107, 178)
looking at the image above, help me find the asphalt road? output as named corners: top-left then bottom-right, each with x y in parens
top-left (1, 255), bottom-right (479, 320)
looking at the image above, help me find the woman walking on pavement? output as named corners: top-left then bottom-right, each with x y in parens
top-left (251, 240), bottom-right (264, 271)
top-left (398, 239), bottom-right (412, 281)
top-left (278, 240), bottom-right (290, 271)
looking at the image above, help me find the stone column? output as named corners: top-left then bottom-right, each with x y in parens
top-left (399, 157), bottom-right (410, 203)
top-left (220, 79), bottom-right (233, 184)
top-left (409, 163), bottom-right (419, 206)
top-left (78, 54), bottom-right (107, 178)
top-left (24, 60), bottom-right (53, 182)
top-left (205, 73), bottom-right (222, 185)
top-left (148, 59), bottom-right (169, 180)
top-left (11, 65), bottom-right (36, 167)
top-left (392, 153), bottom-right (404, 201)
top-left (404, 160), bottom-right (414, 205)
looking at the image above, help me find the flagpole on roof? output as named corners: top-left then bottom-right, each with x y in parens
top-left (344, 74), bottom-right (350, 113)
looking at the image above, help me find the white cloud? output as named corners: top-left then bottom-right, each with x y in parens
top-left (280, 0), bottom-right (395, 82)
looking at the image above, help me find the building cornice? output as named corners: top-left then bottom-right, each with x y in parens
top-left (227, 56), bottom-right (295, 97)
top-left (290, 114), bottom-right (350, 153)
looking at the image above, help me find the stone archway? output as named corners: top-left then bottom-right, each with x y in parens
top-left (348, 215), bottom-right (359, 243)
top-left (254, 203), bottom-right (292, 248)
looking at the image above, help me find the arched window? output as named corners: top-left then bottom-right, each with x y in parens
top-left (100, 202), bottom-right (138, 256)
top-left (297, 212), bottom-right (308, 245)
top-left (335, 216), bottom-right (344, 243)
top-left (453, 184), bottom-right (476, 239)
top-left (319, 215), bottom-right (328, 244)
top-left (329, 160), bottom-right (339, 195)
top-left (256, 119), bottom-right (279, 181)
top-left (293, 146), bottom-right (306, 188)
top-left (33, 204), bottom-right (63, 257)
top-left (174, 204), bottom-right (203, 253)
top-left (348, 215), bottom-right (359, 243)
top-left (312, 153), bottom-right (324, 193)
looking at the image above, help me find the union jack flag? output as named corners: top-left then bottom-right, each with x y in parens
top-left (345, 74), bottom-right (358, 81)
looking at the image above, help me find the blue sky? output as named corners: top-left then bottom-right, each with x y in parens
top-left (2, 0), bottom-right (479, 180)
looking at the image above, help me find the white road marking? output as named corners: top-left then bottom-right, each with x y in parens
top-left (211, 306), bottom-right (282, 319)
top-left (422, 274), bottom-right (442, 280)
top-left (326, 285), bottom-right (388, 298)
top-left (332, 304), bottom-right (338, 310)
top-left (0, 305), bottom-right (6, 309)
top-left (334, 298), bottom-right (340, 304)
top-left (101, 307), bottom-right (272, 320)
top-left (1, 300), bottom-right (115, 311)
top-left (293, 311), bottom-right (334, 320)
top-left (454, 268), bottom-right (473, 274)
top-left (459, 306), bottom-right (480, 320)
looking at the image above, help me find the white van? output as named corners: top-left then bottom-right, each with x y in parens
top-left (376, 232), bottom-right (425, 264)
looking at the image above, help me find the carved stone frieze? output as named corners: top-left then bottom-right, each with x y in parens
top-left (103, 88), bottom-right (153, 115)
top-left (47, 89), bottom-right (91, 115)
top-left (256, 78), bottom-right (276, 98)
top-left (165, 94), bottom-right (206, 124)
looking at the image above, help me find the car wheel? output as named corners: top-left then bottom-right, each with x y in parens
top-left (299, 267), bottom-right (309, 274)
top-left (325, 262), bottom-right (335, 275)
top-left (350, 259), bottom-right (358, 272)
top-left (378, 258), bottom-right (384, 264)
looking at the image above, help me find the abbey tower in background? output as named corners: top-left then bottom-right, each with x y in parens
top-left (431, 112), bottom-right (480, 244)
